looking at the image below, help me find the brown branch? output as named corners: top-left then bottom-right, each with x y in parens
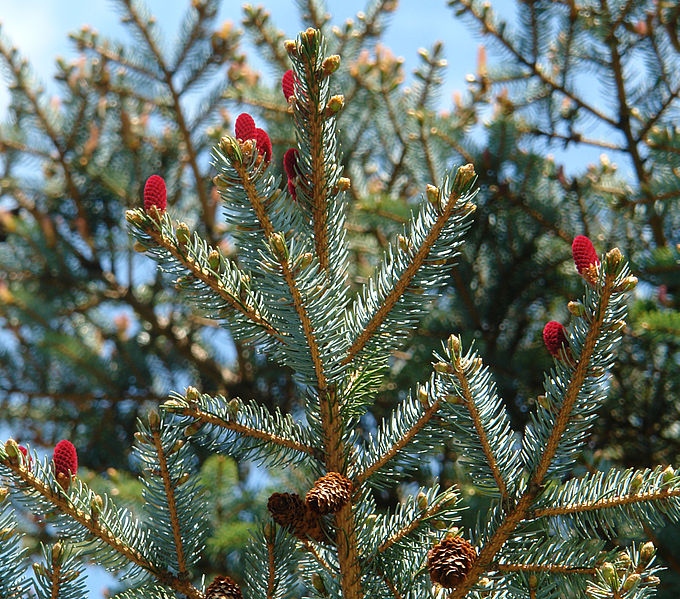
top-left (534, 487), bottom-right (680, 518)
top-left (503, 189), bottom-right (572, 243)
top-left (50, 548), bottom-right (62, 599)
top-left (303, 56), bottom-right (330, 272)
top-left (355, 398), bottom-right (442, 486)
top-left (233, 161), bottom-right (328, 392)
top-left (451, 358), bottom-right (508, 500)
top-left (344, 185), bottom-right (472, 365)
top-left (447, 270), bottom-right (618, 598)
top-left (1, 458), bottom-right (202, 598)
top-left (150, 426), bottom-right (189, 581)
top-left (266, 528), bottom-right (276, 599)
top-left (141, 223), bottom-right (282, 341)
top-left (178, 404), bottom-right (320, 459)
top-left (496, 563), bottom-right (597, 575)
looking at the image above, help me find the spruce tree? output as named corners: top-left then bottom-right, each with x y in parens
top-left (1, 20), bottom-right (679, 599)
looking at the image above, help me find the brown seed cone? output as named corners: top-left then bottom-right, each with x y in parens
top-left (305, 472), bottom-right (352, 515)
top-left (267, 492), bottom-right (325, 543)
top-left (427, 536), bottom-right (477, 589)
top-left (205, 575), bottom-right (243, 599)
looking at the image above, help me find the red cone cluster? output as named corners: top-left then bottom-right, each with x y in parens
top-left (543, 321), bottom-right (567, 358)
top-left (234, 113), bottom-right (271, 163)
top-left (53, 440), bottom-right (78, 489)
top-left (282, 69), bottom-right (296, 101)
top-left (143, 175), bottom-right (167, 215)
top-left (572, 235), bottom-right (599, 285)
top-left (283, 148), bottom-right (300, 201)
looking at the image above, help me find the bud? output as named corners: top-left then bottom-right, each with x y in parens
top-left (452, 163), bottom-right (476, 194)
top-left (228, 398), bottom-right (241, 416)
top-left (208, 249), bottom-right (221, 272)
top-left (417, 491), bottom-right (428, 510)
top-left (426, 184), bottom-right (439, 205)
top-left (176, 222), bottom-right (190, 246)
top-left (621, 573), bottom-right (640, 592)
top-left (661, 465), bottom-right (675, 484)
top-left (610, 320), bottom-right (626, 333)
top-left (176, 473), bottom-right (190, 485)
top-left (219, 136), bottom-right (241, 163)
top-left (325, 94), bottom-right (344, 117)
top-left (615, 275), bottom-right (638, 293)
top-left (312, 573), bottom-right (327, 596)
top-left (52, 542), bottom-right (62, 562)
top-left (630, 473), bottom-right (644, 493)
top-left (646, 575), bottom-right (661, 586)
top-left (567, 300), bottom-right (586, 317)
top-left (298, 252), bottom-right (313, 271)
top-left (448, 334), bottom-right (461, 356)
top-left (322, 55), bottom-right (341, 76)
top-left (148, 410), bottom-right (160, 431)
top-left (605, 247), bottom-right (623, 271)
top-left (601, 562), bottom-right (617, 586)
top-left (169, 440), bottom-right (185, 455)
top-left (184, 422), bottom-right (202, 437)
top-left (639, 541), bottom-right (655, 565)
top-left (133, 241), bottom-right (147, 253)
top-left (134, 432), bottom-right (152, 445)
top-left (528, 575), bottom-right (538, 589)
top-left (125, 209), bottom-right (143, 224)
top-left (270, 233), bottom-right (288, 261)
top-left (417, 386), bottom-right (429, 407)
top-left (397, 235), bottom-right (411, 253)
top-left (4, 439), bottom-right (20, 464)
top-left (334, 177), bottom-right (351, 193)
top-left (284, 39), bottom-right (297, 55)
top-left (434, 362), bottom-right (453, 374)
top-left (445, 393), bottom-right (461, 404)
top-left (186, 386), bottom-right (200, 404)
top-left (0, 488), bottom-right (8, 503)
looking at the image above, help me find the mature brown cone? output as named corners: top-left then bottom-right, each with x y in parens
top-left (267, 492), bottom-right (325, 542)
top-left (305, 472), bottom-right (352, 515)
top-left (427, 536), bottom-right (477, 589)
top-left (205, 575), bottom-right (243, 599)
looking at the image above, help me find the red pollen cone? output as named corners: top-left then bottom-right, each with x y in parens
top-left (235, 113), bottom-right (256, 140)
top-left (543, 321), bottom-right (567, 358)
top-left (283, 148), bottom-right (299, 179)
top-left (53, 440), bottom-right (78, 478)
top-left (282, 69), bottom-right (295, 100)
top-left (254, 128), bottom-right (272, 162)
top-left (143, 175), bottom-right (167, 214)
top-left (572, 235), bottom-right (599, 275)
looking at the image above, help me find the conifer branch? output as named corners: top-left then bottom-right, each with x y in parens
top-left (0, 40), bottom-right (94, 248)
top-left (378, 496), bottom-right (443, 554)
top-left (534, 487), bottom-right (680, 518)
top-left (344, 180), bottom-right (472, 365)
top-left (450, 358), bottom-right (508, 500)
top-left (266, 528), bottom-right (276, 599)
top-left (355, 398), bottom-right (442, 486)
top-left (233, 160), bottom-right (328, 391)
top-left (150, 427), bottom-right (190, 582)
top-left (120, 0), bottom-right (214, 233)
top-left (49, 548), bottom-right (62, 599)
top-left (137, 218), bottom-right (283, 341)
top-left (174, 403), bottom-right (320, 459)
top-left (0, 459), bottom-right (202, 599)
top-left (451, 0), bottom-right (619, 128)
top-left (447, 269), bottom-right (620, 598)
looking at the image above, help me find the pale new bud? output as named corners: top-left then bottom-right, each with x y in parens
top-left (639, 541), bottom-right (655, 565)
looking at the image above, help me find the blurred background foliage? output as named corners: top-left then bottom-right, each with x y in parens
top-left (0, 0), bottom-right (678, 594)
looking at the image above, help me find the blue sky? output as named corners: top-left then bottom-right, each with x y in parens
top-left (0, 0), bottom-right (499, 114)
